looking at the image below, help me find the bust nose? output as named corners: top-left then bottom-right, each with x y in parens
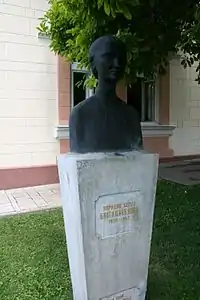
top-left (113, 58), bottom-right (120, 68)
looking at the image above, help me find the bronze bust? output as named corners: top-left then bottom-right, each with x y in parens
top-left (69, 35), bottom-right (143, 153)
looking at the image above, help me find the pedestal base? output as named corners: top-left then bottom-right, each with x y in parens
top-left (58, 151), bottom-right (159, 300)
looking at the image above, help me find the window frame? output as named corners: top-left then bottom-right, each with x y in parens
top-left (140, 78), bottom-right (159, 124)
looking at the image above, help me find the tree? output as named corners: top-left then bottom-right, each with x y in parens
top-left (38, 0), bottom-right (200, 86)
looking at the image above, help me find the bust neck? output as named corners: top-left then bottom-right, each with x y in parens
top-left (95, 79), bottom-right (117, 101)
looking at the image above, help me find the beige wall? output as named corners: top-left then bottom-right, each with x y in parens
top-left (0, 0), bottom-right (59, 167)
top-left (169, 58), bottom-right (200, 155)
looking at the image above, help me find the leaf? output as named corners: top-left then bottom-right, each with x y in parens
top-left (122, 7), bottom-right (132, 20)
top-left (97, 0), bottom-right (104, 9)
top-left (110, 7), bottom-right (116, 18)
top-left (116, 3), bottom-right (132, 20)
top-left (104, 1), bottom-right (111, 16)
top-left (76, 34), bottom-right (83, 46)
top-left (85, 74), bottom-right (97, 89)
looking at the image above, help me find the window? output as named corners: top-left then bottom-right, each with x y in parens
top-left (71, 64), bottom-right (94, 107)
top-left (72, 71), bottom-right (86, 106)
top-left (127, 78), bottom-right (156, 122)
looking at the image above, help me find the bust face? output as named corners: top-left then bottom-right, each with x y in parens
top-left (90, 36), bottom-right (126, 83)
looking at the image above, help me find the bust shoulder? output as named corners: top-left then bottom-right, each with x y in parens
top-left (71, 95), bottom-right (96, 113)
top-left (69, 95), bottom-right (97, 124)
top-left (116, 97), bottom-right (140, 115)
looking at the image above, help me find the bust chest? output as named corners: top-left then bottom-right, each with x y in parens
top-left (81, 101), bottom-right (130, 134)
top-left (69, 97), bottom-right (142, 153)
top-left (78, 101), bottom-right (135, 149)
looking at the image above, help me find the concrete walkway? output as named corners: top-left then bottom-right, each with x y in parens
top-left (159, 158), bottom-right (200, 185)
top-left (0, 184), bottom-right (61, 217)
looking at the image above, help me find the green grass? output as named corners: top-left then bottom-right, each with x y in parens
top-left (0, 180), bottom-right (200, 300)
top-left (0, 209), bottom-right (72, 300)
top-left (148, 180), bottom-right (200, 300)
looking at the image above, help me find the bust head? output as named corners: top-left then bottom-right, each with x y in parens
top-left (89, 35), bottom-right (127, 84)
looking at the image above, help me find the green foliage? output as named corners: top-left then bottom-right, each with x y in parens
top-left (38, 0), bottom-right (200, 85)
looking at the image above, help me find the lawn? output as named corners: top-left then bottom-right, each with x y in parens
top-left (0, 180), bottom-right (200, 300)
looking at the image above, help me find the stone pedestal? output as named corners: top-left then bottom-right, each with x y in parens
top-left (58, 151), bottom-right (159, 300)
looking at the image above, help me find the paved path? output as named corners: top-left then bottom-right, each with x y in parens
top-left (0, 184), bottom-right (61, 217)
top-left (159, 159), bottom-right (200, 185)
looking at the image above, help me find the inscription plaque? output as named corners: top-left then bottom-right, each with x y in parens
top-left (95, 191), bottom-right (142, 238)
top-left (100, 287), bottom-right (137, 300)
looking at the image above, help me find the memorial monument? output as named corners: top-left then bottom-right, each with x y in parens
top-left (58, 35), bottom-right (159, 300)
top-left (69, 35), bottom-right (143, 153)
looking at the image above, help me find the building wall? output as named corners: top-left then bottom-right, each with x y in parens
top-left (0, 0), bottom-right (59, 169)
top-left (169, 58), bottom-right (200, 155)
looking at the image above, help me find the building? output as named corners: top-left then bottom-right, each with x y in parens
top-left (1, 0), bottom-right (200, 189)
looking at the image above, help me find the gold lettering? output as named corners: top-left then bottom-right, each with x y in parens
top-left (114, 210), bottom-right (119, 217)
top-left (118, 209), bottom-right (122, 216)
top-left (100, 213), bottom-right (104, 220)
top-left (128, 207), bottom-right (133, 214)
top-left (128, 206), bottom-right (138, 215)
top-left (123, 201), bottom-right (135, 208)
top-left (100, 202), bottom-right (138, 222)
top-left (103, 212), bottom-right (107, 219)
top-left (103, 205), bottom-right (108, 212)
top-left (122, 209), bottom-right (127, 215)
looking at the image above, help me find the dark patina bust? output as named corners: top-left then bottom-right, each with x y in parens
top-left (69, 35), bottom-right (143, 153)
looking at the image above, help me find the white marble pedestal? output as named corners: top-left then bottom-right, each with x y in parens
top-left (58, 151), bottom-right (159, 300)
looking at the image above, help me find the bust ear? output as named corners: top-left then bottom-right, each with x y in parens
top-left (89, 52), bottom-right (98, 79)
top-left (90, 62), bottom-right (98, 79)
